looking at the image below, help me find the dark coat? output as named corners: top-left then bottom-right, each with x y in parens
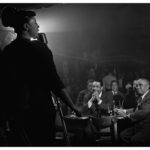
top-left (76, 89), bottom-right (92, 108)
top-left (130, 90), bottom-right (150, 132)
top-left (81, 92), bottom-right (108, 117)
top-left (123, 89), bottom-right (137, 109)
top-left (2, 38), bottom-right (65, 146)
top-left (120, 91), bottom-right (150, 146)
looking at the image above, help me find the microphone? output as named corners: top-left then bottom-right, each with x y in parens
top-left (38, 33), bottom-right (48, 45)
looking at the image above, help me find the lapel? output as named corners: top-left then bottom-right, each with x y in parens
top-left (141, 90), bottom-right (150, 104)
top-left (101, 92), bottom-right (107, 102)
top-left (84, 92), bottom-right (92, 104)
top-left (137, 91), bottom-right (150, 110)
top-left (105, 91), bottom-right (113, 104)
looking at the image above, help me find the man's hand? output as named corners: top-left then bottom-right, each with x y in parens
top-left (115, 108), bottom-right (127, 118)
top-left (92, 91), bottom-right (100, 102)
top-left (59, 88), bottom-right (82, 117)
top-left (88, 91), bottom-right (102, 108)
top-left (88, 92), bottom-right (97, 108)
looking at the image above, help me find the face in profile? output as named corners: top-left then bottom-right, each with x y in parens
top-left (136, 79), bottom-right (150, 95)
top-left (92, 81), bottom-right (102, 93)
top-left (27, 17), bottom-right (39, 39)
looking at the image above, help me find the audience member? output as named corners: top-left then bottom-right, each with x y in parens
top-left (118, 78), bottom-right (150, 146)
top-left (105, 80), bottom-right (125, 110)
top-left (76, 80), bottom-right (93, 111)
top-left (81, 81), bottom-right (108, 117)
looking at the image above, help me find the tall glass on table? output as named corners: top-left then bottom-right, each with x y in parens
top-left (113, 99), bottom-right (125, 117)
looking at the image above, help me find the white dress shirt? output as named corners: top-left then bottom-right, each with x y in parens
top-left (126, 90), bottom-right (149, 118)
top-left (112, 91), bottom-right (117, 95)
top-left (141, 90), bottom-right (149, 100)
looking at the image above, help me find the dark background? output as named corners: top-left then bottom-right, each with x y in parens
top-left (1, 4), bottom-right (150, 63)
top-left (1, 3), bottom-right (150, 103)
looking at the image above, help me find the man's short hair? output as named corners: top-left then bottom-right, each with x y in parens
top-left (87, 79), bottom-right (94, 85)
top-left (93, 80), bottom-right (103, 86)
top-left (111, 80), bottom-right (118, 87)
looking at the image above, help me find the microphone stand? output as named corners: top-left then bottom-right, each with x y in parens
top-left (52, 94), bottom-right (70, 146)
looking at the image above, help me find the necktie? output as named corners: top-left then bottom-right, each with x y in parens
top-left (137, 96), bottom-right (142, 110)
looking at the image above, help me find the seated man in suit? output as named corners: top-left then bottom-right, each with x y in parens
top-left (105, 80), bottom-right (125, 111)
top-left (79, 80), bottom-right (113, 133)
top-left (117, 78), bottom-right (150, 146)
top-left (82, 80), bottom-right (108, 117)
top-left (75, 80), bottom-right (114, 144)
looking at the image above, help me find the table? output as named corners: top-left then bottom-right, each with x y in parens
top-left (64, 115), bottom-right (96, 146)
top-left (63, 114), bottom-right (126, 146)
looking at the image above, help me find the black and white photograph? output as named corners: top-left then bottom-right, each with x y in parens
top-left (0, 2), bottom-right (150, 147)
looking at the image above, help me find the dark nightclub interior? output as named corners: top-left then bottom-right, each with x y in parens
top-left (1, 3), bottom-right (150, 147)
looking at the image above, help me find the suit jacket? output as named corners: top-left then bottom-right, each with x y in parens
top-left (123, 89), bottom-right (137, 109)
top-left (81, 92), bottom-right (108, 117)
top-left (130, 90), bottom-right (150, 131)
top-left (76, 89), bottom-right (92, 107)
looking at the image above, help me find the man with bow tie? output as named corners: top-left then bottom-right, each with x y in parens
top-left (117, 78), bottom-right (150, 146)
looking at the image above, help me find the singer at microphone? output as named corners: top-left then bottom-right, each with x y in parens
top-left (1, 6), bottom-right (81, 146)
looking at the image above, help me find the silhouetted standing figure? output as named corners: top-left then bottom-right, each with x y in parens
top-left (1, 7), bottom-right (80, 146)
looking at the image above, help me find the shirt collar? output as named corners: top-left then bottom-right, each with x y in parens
top-left (99, 92), bottom-right (102, 98)
top-left (112, 91), bottom-right (117, 95)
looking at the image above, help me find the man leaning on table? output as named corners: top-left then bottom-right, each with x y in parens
top-left (115, 78), bottom-right (150, 146)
